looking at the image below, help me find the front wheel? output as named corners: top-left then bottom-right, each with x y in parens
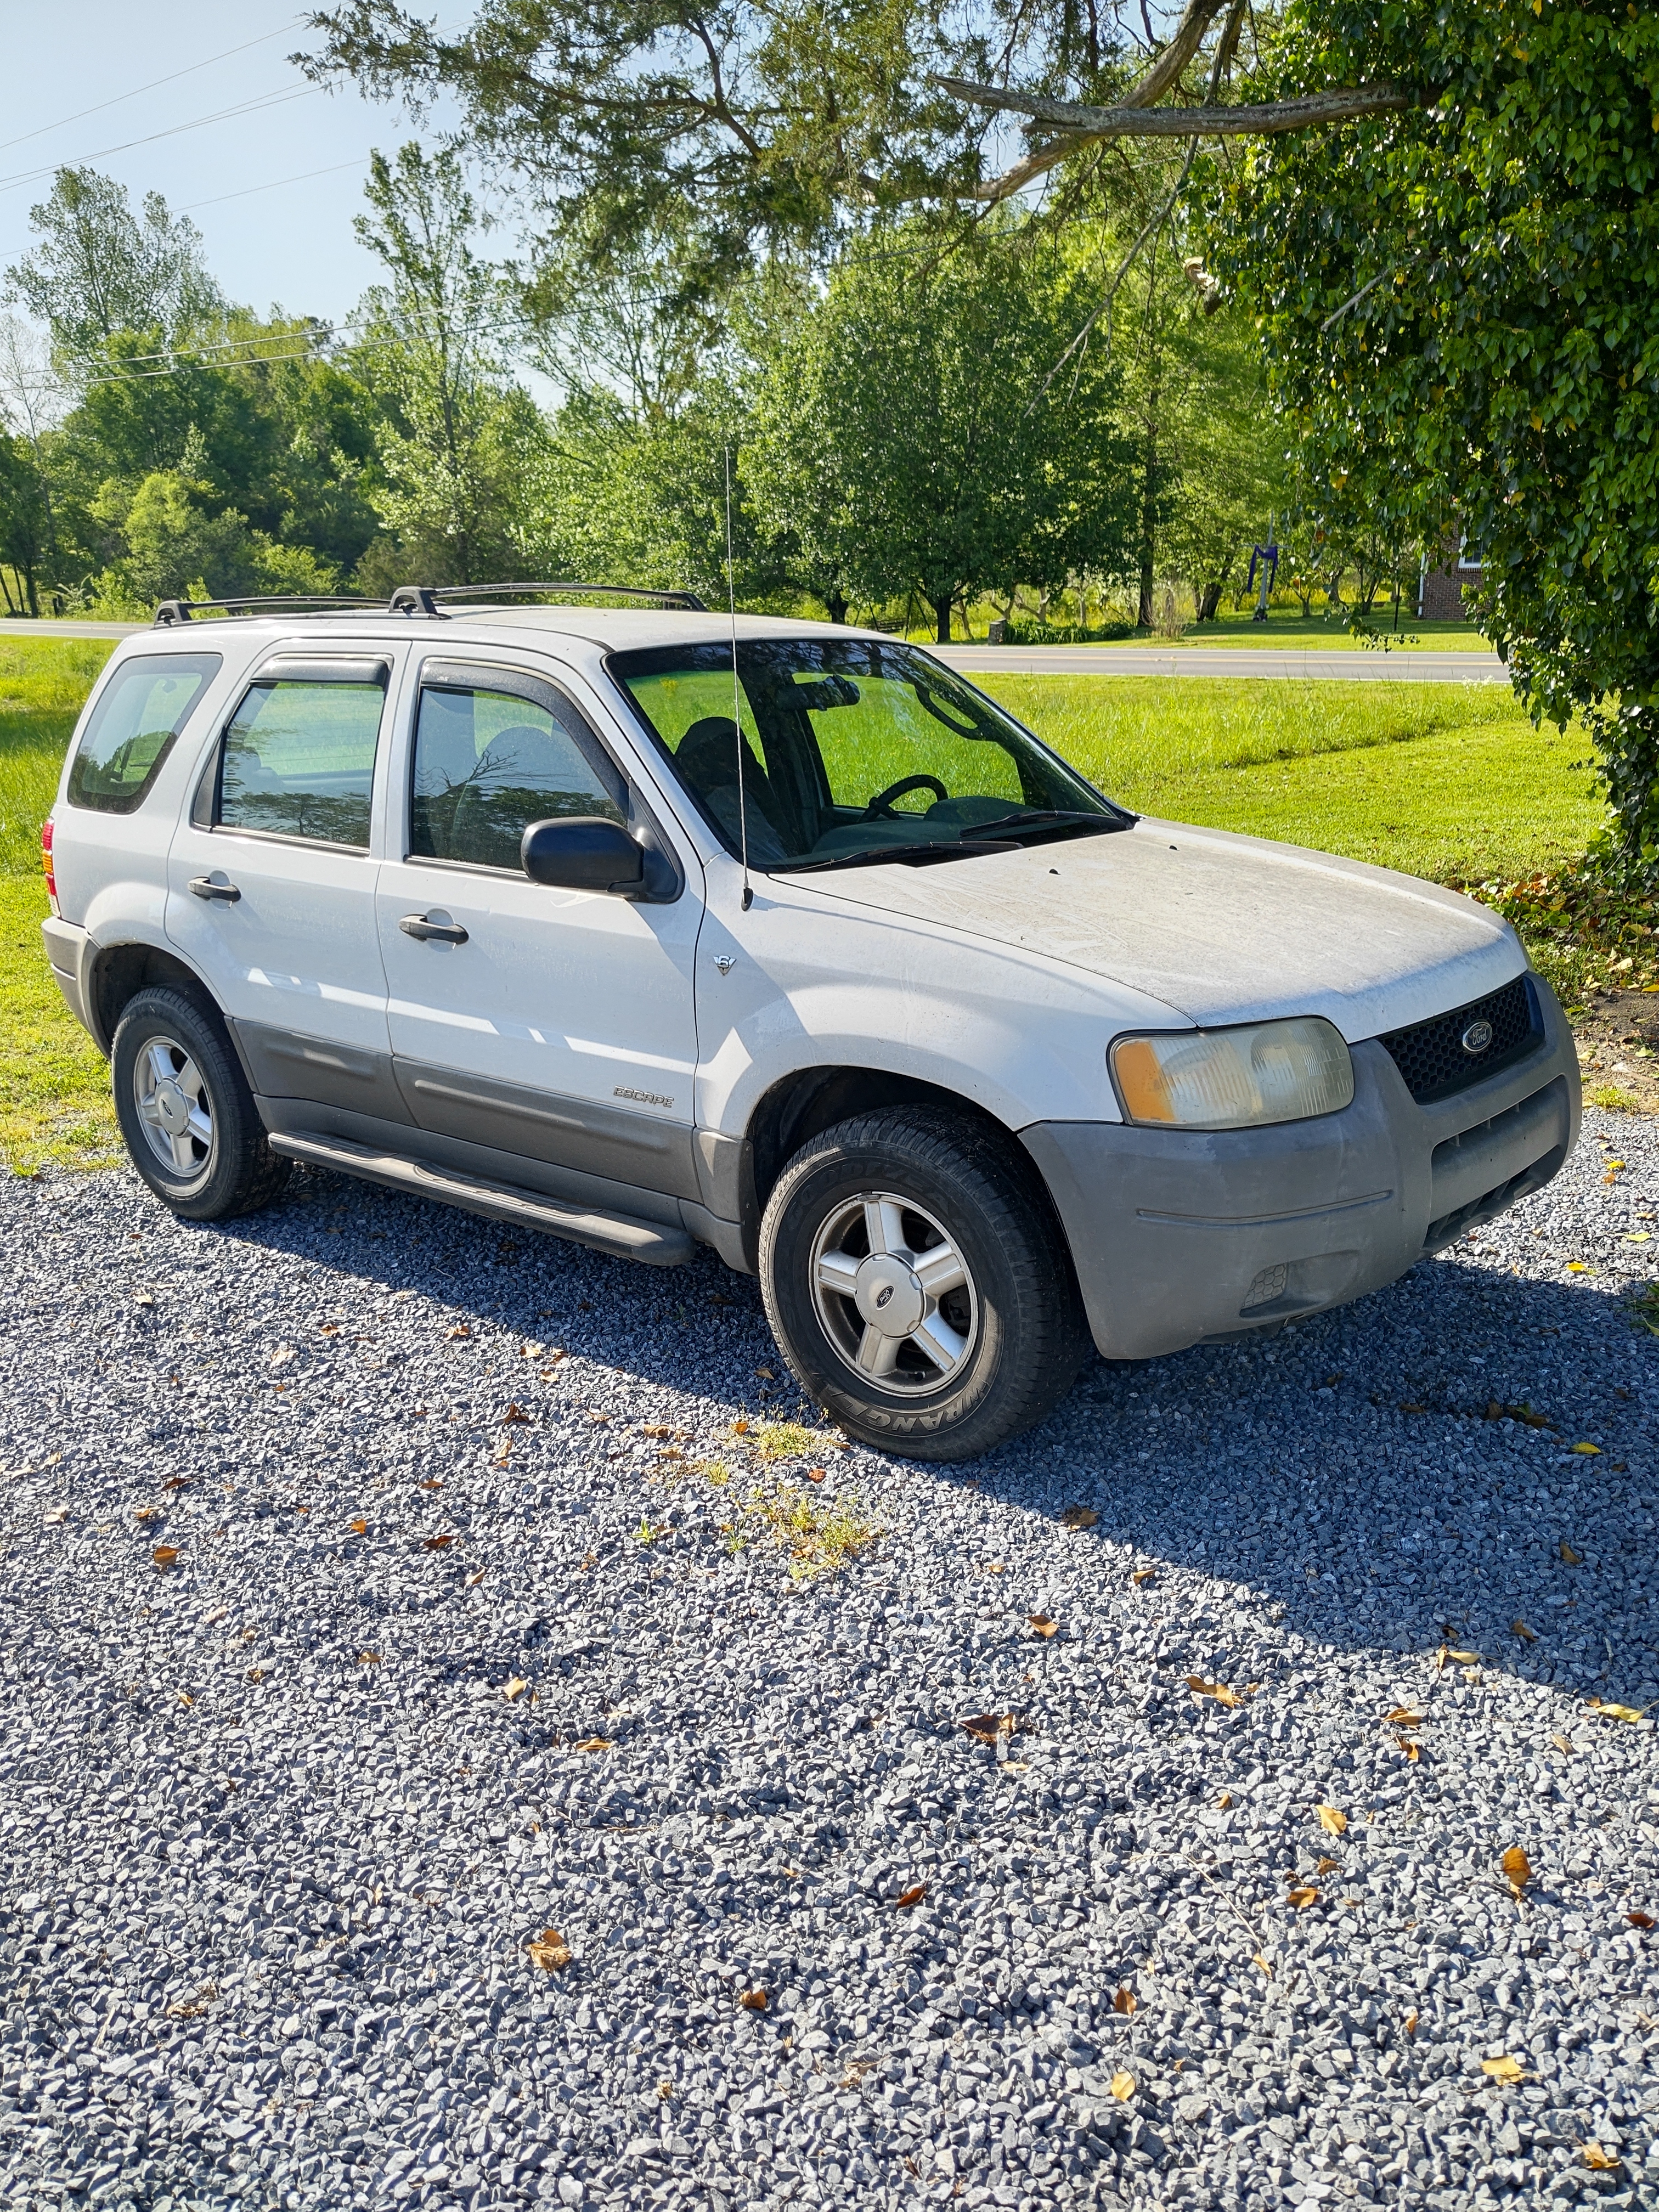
top-left (111, 986), bottom-right (290, 1221)
top-left (759, 1107), bottom-right (1088, 1461)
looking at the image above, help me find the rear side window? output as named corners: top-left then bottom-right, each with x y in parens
top-left (217, 673), bottom-right (387, 848)
top-left (410, 677), bottom-right (623, 871)
top-left (66, 653), bottom-right (221, 814)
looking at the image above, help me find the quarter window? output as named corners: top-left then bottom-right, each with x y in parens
top-left (66, 653), bottom-right (221, 814)
top-left (218, 676), bottom-right (387, 848)
top-left (410, 680), bottom-right (624, 871)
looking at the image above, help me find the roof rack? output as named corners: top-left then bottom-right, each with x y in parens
top-left (153, 579), bottom-right (709, 628)
top-left (387, 580), bottom-right (708, 616)
top-left (154, 594), bottom-right (378, 627)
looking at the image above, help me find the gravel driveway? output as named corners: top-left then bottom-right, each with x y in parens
top-left (2, 1110), bottom-right (1656, 2212)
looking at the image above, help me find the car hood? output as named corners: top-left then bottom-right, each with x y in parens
top-left (797, 817), bottom-right (1525, 1041)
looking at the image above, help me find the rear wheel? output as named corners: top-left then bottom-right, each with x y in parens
top-left (111, 986), bottom-right (289, 1221)
top-left (759, 1107), bottom-right (1087, 1460)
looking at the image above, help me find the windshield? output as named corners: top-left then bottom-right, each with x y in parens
top-left (608, 637), bottom-right (1127, 872)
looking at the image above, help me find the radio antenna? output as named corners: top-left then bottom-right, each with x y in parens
top-left (724, 445), bottom-right (752, 911)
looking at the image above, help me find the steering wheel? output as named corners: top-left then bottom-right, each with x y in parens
top-left (862, 772), bottom-right (949, 820)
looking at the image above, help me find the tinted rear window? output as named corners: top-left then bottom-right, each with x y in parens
top-left (66, 653), bottom-right (221, 814)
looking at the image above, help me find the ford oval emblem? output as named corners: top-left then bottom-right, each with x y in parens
top-left (1461, 1018), bottom-right (1494, 1056)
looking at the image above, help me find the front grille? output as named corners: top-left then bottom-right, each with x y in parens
top-left (1380, 975), bottom-right (1539, 1104)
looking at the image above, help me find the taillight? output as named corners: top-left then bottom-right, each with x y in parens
top-left (41, 817), bottom-right (57, 908)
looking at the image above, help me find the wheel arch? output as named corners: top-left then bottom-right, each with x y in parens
top-left (741, 1064), bottom-right (1080, 1293)
top-left (88, 940), bottom-right (224, 1057)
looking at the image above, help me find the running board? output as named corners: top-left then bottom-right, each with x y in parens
top-left (267, 1131), bottom-right (695, 1266)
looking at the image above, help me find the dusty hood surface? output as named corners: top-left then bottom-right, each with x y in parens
top-left (799, 817), bottom-right (1525, 1040)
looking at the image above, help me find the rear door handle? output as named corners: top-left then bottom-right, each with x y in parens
top-left (399, 913), bottom-right (469, 945)
top-left (188, 876), bottom-right (240, 902)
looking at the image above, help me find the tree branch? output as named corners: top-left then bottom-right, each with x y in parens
top-left (941, 79), bottom-right (1419, 201)
top-left (1119, 0), bottom-right (1230, 111)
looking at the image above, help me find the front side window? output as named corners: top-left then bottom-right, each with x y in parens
top-left (218, 676), bottom-right (387, 848)
top-left (410, 679), bottom-right (624, 871)
top-left (612, 638), bottom-right (1125, 874)
top-left (66, 652), bottom-right (221, 814)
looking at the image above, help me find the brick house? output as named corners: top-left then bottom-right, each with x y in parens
top-left (1417, 539), bottom-right (1482, 620)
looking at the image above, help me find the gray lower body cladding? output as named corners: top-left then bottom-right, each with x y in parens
top-left (1022, 980), bottom-right (1581, 1361)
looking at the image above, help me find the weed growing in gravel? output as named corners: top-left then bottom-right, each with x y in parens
top-left (1589, 1083), bottom-right (1640, 1111)
top-left (741, 1482), bottom-right (879, 1578)
top-left (752, 1420), bottom-right (819, 1462)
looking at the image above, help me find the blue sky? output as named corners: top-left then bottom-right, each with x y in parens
top-left (0, 5), bottom-right (454, 329)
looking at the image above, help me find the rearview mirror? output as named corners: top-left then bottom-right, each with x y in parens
top-left (521, 815), bottom-right (645, 893)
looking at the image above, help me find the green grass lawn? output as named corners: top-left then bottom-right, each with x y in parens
top-left (0, 637), bottom-right (1605, 1174)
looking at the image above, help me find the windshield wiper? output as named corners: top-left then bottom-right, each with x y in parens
top-left (775, 838), bottom-right (1020, 876)
top-left (959, 808), bottom-right (1132, 842)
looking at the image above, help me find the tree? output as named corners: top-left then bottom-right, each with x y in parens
top-left (747, 230), bottom-right (1132, 640)
top-left (349, 143), bottom-right (539, 585)
top-left (1206, 1), bottom-right (1659, 870)
top-left (0, 431), bottom-right (49, 614)
top-left (4, 168), bottom-right (224, 370)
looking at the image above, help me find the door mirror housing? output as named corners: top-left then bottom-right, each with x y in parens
top-left (521, 815), bottom-right (645, 893)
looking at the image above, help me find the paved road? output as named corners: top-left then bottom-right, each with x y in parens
top-left (936, 644), bottom-right (1509, 682)
top-left (0, 617), bottom-right (1510, 683)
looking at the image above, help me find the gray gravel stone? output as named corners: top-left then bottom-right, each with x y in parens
top-left (0, 1109), bottom-right (1656, 2210)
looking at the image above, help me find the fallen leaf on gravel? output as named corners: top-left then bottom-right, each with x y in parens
top-left (1396, 1735), bottom-right (1421, 1762)
top-left (133, 1504), bottom-right (157, 1522)
top-left (1399, 1401), bottom-right (1427, 1414)
top-left (162, 1476), bottom-right (190, 1491)
top-left (319, 1323), bottom-right (340, 1337)
top-left (1316, 1857), bottom-right (1339, 1875)
top-left (1216, 1791), bottom-right (1233, 1809)
top-left (1404, 2010), bottom-right (1418, 2037)
top-left (525, 1928), bottom-right (571, 1972)
top-left (1252, 1955), bottom-right (1273, 1979)
top-left (1186, 1677), bottom-right (1242, 1708)
top-left (502, 1403), bottom-right (531, 1425)
top-left (1131, 1567), bottom-right (1155, 1585)
top-left (177, 1691), bottom-right (194, 1708)
top-left (1110, 2071), bottom-right (1136, 2101)
top-left (804, 1466), bottom-right (826, 1483)
top-left (166, 1984), bottom-right (219, 2019)
top-left (1560, 1542), bottom-right (1582, 1565)
top-left (1626, 1910), bottom-right (1655, 1930)
top-left (640, 1424), bottom-right (672, 1438)
top-left (1571, 1440), bottom-right (1600, 1454)
top-left (1513, 1619), bottom-right (1538, 1643)
top-left (1059, 1505), bottom-right (1099, 1530)
top-left (895, 1884), bottom-right (926, 1909)
top-left (755, 1365), bottom-right (776, 1380)
top-left (1385, 1709), bottom-right (1424, 1728)
top-left (1566, 1262), bottom-right (1591, 1275)
top-left (1287, 1887), bottom-right (1319, 1911)
top-left (1436, 1646), bottom-right (1481, 1670)
top-left (152, 1545), bottom-right (179, 1570)
top-left (245, 1666), bottom-right (265, 1683)
top-left (730, 1419), bottom-right (751, 1436)
top-left (1583, 2147), bottom-right (1622, 2172)
top-left (503, 1677), bottom-right (529, 1702)
top-left (357, 1652), bottom-right (380, 1666)
top-left (984, 1561), bottom-right (1006, 1575)
top-left (1318, 1805), bottom-right (1347, 1836)
top-left (1482, 2056), bottom-right (1525, 2084)
top-left (348, 1517), bottom-right (367, 1536)
top-left (466, 1567), bottom-right (488, 1588)
top-left (574, 1736), bottom-right (613, 1753)
top-left (1586, 1698), bottom-right (1646, 1722)
top-left (738, 1988), bottom-right (768, 2011)
top-left (961, 1713), bottom-right (1013, 1747)
top-left (1027, 1615), bottom-right (1058, 1639)
top-left (1502, 1847), bottom-right (1532, 1897)
top-left (1552, 1733), bottom-right (1573, 1754)
top-left (1112, 1987), bottom-right (1136, 2015)
top-left (446, 1325), bottom-right (471, 1339)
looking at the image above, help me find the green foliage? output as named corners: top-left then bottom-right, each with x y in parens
top-left (5, 166), bottom-right (224, 362)
top-left (747, 229), bottom-right (1133, 638)
top-left (1211, 0), bottom-right (1659, 871)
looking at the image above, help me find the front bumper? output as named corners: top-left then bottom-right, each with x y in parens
top-left (1022, 974), bottom-right (1580, 1361)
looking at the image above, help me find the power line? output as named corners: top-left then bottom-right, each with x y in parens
top-left (0, 84), bottom-right (317, 196)
top-left (0, 18), bottom-right (307, 159)
top-left (178, 157), bottom-right (369, 215)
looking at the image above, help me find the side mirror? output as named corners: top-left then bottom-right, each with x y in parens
top-left (521, 815), bottom-right (645, 893)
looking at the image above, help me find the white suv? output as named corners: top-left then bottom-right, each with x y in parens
top-left (41, 585), bottom-right (1579, 1460)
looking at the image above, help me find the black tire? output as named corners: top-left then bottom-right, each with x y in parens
top-left (759, 1107), bottom-right (1088, 1461)
top-left (111, 985), bottom-right (290, 1221)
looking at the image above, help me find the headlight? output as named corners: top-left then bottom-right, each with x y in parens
top-left (1111, 1017), bottom-right (1354, 1130)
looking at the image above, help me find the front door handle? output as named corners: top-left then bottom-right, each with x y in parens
top-left (399, 912), bottom-right (469, 945)
top-left (188, 875), bottom-right (240, 902)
